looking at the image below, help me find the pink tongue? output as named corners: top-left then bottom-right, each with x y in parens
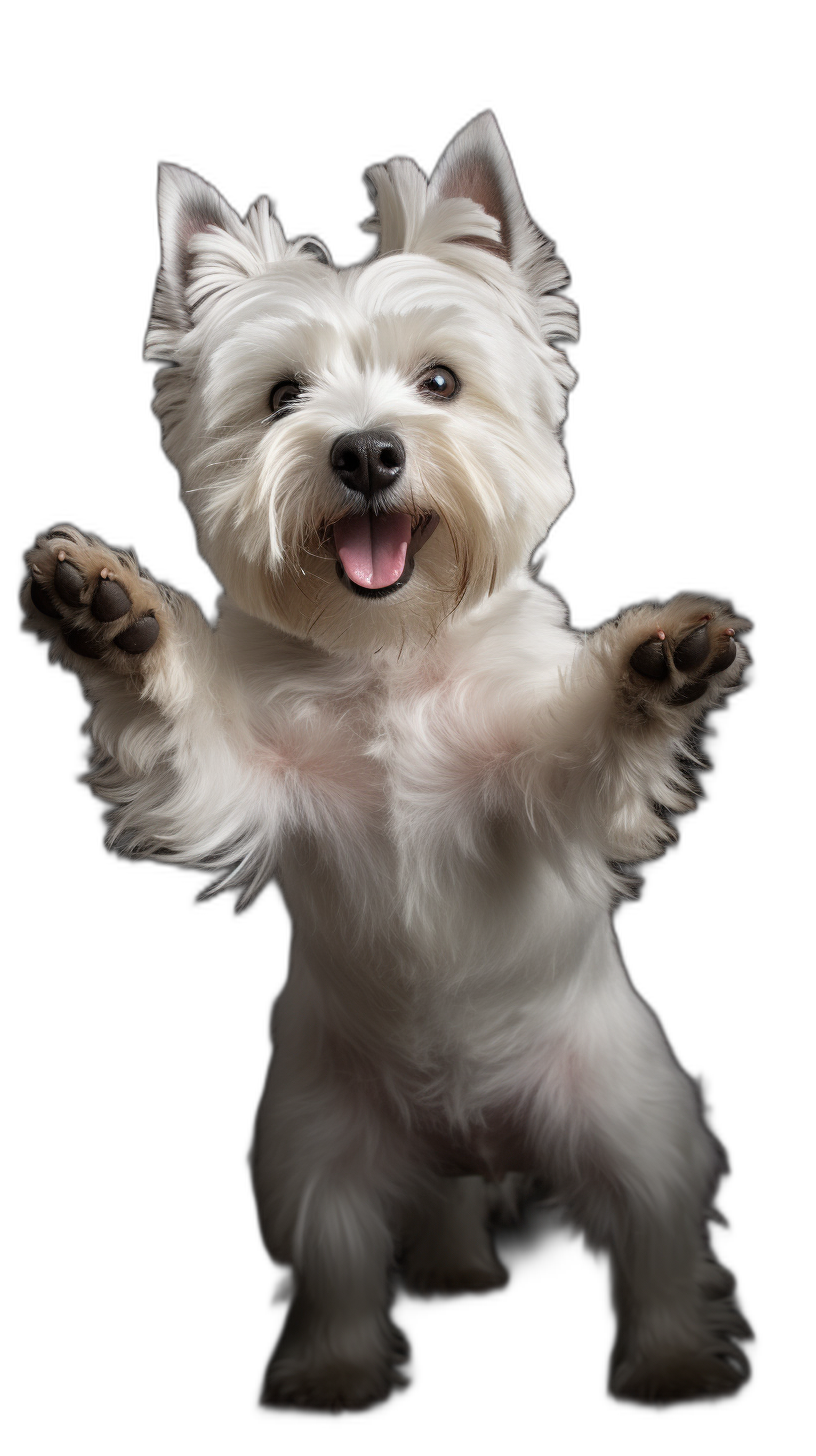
top-left (333, 512), bottom-right (412, 589)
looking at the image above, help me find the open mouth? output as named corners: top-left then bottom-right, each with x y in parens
top-left (332, 512), bottom-right (438, 597)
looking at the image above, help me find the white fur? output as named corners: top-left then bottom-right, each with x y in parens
top-left (26, 112), bottom-right (751, 1410)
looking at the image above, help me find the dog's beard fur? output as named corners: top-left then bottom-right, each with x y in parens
top-left (147, 145), bottom-right (576, 655)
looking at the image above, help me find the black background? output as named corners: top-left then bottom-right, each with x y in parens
top-left (11, 42), bottom-right (792, 1444)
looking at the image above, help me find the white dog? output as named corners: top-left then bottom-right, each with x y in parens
top-left (23, 112), bottom-right (752, 1410)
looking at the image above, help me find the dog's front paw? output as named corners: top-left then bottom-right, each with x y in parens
top-left (23, 525), bottom-right (170, 673)
top-left (621, 595), bottom-right (750, 714)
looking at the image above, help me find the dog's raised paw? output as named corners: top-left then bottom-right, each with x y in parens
top-left (623, 597), bottom-right (750, 713)
top-left (23, 525), bottom-right (167, 672)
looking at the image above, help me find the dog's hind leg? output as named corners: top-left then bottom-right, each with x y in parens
top-left (527, 955), bottom-right (752, 1404)
top-left (251, 1008), bottom-right (410, 1411)
top-left (399, 1173), bottom-right (508, 1295)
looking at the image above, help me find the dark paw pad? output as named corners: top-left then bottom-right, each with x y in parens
top-left (53, 557), bottom-right (85, 607)
top-left (62, 625), bottom-right (104, 659)
top-left (673, 623), bottom-right (711, 671)
top-left (670, 680), bottom-right (709, 706)
top-left (629, 637), bottom-right (669, 680)
top-left (92, 576), bottom-right (132, 622)
top-left (705, 637), bottom-right (737, 676)
top-left (114, 614), bottom-right (159, 654)
top-left (30, 577), bottom-right (62, 618)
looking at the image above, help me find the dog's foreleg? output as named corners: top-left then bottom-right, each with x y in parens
top-left (531, 594), bottom-right (750, 865)
top-left (22, 524), bottom-right (258, 866)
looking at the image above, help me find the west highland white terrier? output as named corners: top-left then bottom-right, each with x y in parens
top-left (23, 112), bottom-right (752, 1410)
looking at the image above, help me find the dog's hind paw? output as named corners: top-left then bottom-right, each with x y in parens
top-left (402, 1248), bottom-right (508, 1295)
top-left (619, 594), bottom-right (750, 714)
top-left (610, 1337), bottom-right (750, 1404)
top-left (23, 525), bottom-right (171, 674)
top-left (261, 1352), bottom-right (407, 1413)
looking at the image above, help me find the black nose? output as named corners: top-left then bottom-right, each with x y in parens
top-left (330, 430), bottom-right (405, 498)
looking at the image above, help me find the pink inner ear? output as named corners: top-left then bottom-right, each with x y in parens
top-left (441, 158), bottom-right (510, 260)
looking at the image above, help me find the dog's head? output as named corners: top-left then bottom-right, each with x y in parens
top-left (146, 113), bottom-right (577, 655)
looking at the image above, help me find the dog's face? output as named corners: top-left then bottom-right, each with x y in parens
top-left (146, 114), bottom-right (577, 655)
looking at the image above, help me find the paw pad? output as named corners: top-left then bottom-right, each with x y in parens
top-left (92, 576), bottom-right (132, 622)
top-left (62, 625), bottom-right (104, 659)
top-left (672, 623), bottom-right (710, 671)
top-left (29, 576), bottom-right (61, 618)
top-left (25, 528), bottom-right (165, 669)
top-left (114, 614), bottom-right (159, 654)
top-left (53, 556), bottom-right (85, 607)
top-left (669, 680), bottom-right (708, 706)
top-left (628, 612), bottom-right (744, 709)
top-left (629, 637), bottom-right (669, 680)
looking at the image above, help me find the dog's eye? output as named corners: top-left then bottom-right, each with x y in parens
top-left (269, 380), bottom-right (302, 416)
top-left (418, 366), bottom-right (459, 400)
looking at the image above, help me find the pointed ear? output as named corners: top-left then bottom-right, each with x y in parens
top-left (428, 114), bottom-right (574, 346)
top-left (145, 164), bottom-right (245, 360)
top-left (428, 112), bottom-right (536, 266)
top-left (156, 163), bottom-right (243, 287)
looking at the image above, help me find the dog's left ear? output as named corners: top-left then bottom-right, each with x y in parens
top-left (422, 114), bottom-right (577, 346)
top-left (429, 112), bottom-right (520, 262)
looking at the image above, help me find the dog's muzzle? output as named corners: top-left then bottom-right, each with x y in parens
top-left (329, 429), bottom-right (437, 594)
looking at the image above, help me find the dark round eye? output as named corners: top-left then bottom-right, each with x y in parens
top-left (418, 365), bottom-right (459, 400)
top-left (269, 380), bottom-right (302, 416)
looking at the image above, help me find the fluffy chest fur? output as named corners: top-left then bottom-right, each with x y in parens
top-left (227, 575), bottom-right (574, 894)
top-left (213, 579), bottom-right (596, 1078)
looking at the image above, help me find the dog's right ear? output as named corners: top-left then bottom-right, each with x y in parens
top-left (145, 165), bottom-right (246, 361)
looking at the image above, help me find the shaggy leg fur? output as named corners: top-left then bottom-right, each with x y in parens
top-left (400, 1174), bottom-right (508, 1294)
top-left (251, 1003), bottom-right (410, 1412)
top-left (529, 957), bottom-right (752, 1404)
